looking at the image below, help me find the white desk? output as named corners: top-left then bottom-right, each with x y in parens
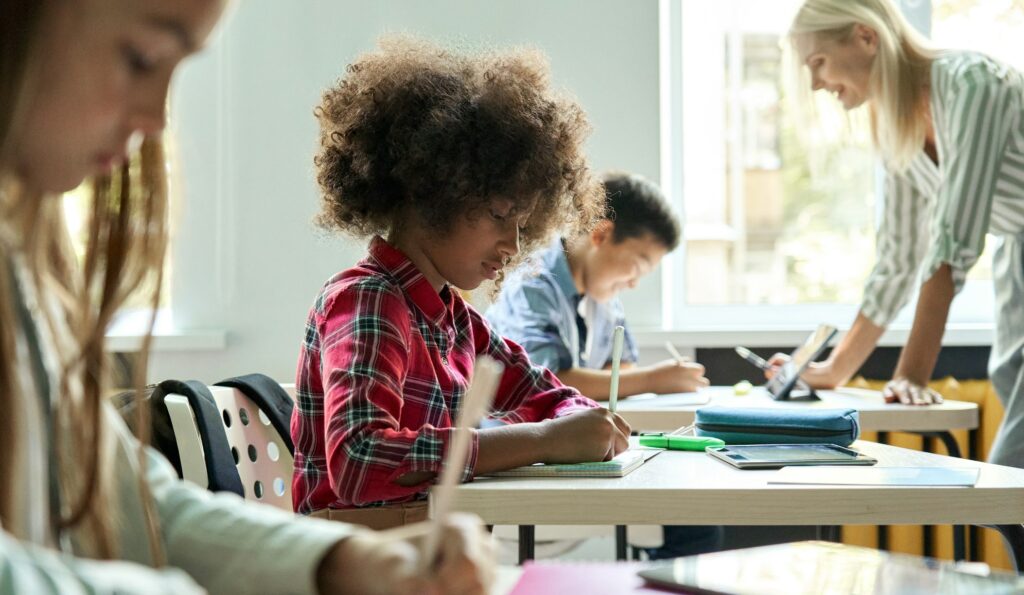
top-left (613, 386), bottom-right (979, 434)
top-left (614, 385), bottom-right (981, 561)
top-left (456, 440), bottom-right (1024, 569)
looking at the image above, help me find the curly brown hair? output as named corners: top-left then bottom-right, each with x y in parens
top-left (313, 36), bottom-right (603, 265)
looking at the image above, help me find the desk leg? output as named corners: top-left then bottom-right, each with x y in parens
top-left (952, 525), bottom-right (967, 563)
top-left (615, 525), bottom-right (628, 560)
top-left (915, 430), bottom-right (967, 562)
top-left (969, 429), bottom-right (980, 561)
top-left (917, 430), bottom-right (962, 459)
top-left (518, 525), bottom-right (535, 565)
top-left (991, 525), bottom-right (1024, 572)
top-left (877, 432), bottom-right (890, 552)
top-left (816, 526), bottom-right (840, 542)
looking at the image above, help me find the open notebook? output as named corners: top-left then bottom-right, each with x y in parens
top-left (483, 448), bottom-right (659, 478)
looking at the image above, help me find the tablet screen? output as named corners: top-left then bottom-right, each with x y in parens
top-left (706, 444), bottom-right (875, 469)
top-left (720, 444), bottom-right (858, 463)
top-left (638, 541), bottom-right (1024, 594)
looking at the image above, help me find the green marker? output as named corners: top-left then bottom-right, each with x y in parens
top-left (639, 433), bottom-right (725, 451)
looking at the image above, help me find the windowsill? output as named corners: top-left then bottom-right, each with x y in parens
top-left (104, 308), bottom-right (227, 353)
top-left (633, 323), bottom-right (994, 349)
top-left (105, 329), bottom-right (227, 353)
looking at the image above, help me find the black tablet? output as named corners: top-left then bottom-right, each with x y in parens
top-left (764, 324), bottom-right (837, 401)
top-left (705, 444), bottom-right (876, 469)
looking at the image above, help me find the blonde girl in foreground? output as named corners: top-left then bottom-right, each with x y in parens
top-left (0, 1), bottom-right (492, 593)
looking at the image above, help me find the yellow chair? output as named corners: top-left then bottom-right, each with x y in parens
top-left (841, 376), bottom-right (1011, 570)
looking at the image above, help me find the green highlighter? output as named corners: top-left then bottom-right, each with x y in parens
top-left (639, 433), bottom-right (725, 451)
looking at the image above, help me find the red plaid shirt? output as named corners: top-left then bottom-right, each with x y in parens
top-left (292, 237), bottom-right (597, 512)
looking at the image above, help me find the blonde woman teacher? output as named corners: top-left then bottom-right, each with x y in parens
top-left (776, 0), bottom-right (1024, 468)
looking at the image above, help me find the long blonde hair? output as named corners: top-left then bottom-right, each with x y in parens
top-left (789, 0), bottom-right (939, 171)
top-left (1, 0), bottom-right (168, 563)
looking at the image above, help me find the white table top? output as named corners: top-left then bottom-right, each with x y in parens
top-left (611, 386), bottom-right (979, 433)
top-left (454, 440), bottom-right (1024, 527)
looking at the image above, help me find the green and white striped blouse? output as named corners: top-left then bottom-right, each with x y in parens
top-left (862, 51), bottom-right (1024, 327)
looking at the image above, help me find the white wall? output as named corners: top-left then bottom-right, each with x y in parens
top-left (149, 0), bottom-right (662, 383)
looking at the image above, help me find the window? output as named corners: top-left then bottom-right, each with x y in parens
top-left (659, 0), bottom-right (1009, 331)
top-left (63, 136), bottom-right (176, 314)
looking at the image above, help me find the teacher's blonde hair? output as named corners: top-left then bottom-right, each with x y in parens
top-left (789, 0), bottom-right (939, 171)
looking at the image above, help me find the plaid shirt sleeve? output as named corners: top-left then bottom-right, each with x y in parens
top-left (318, 281), bottom-right (476, 507)
top-left (472, 308), bottom-right (598, 424)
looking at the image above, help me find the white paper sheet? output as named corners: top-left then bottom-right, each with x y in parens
top-left (768, 466), bottom-right (979, 487)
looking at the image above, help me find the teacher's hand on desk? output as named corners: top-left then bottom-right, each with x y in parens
top-left (883, 377), bottom-right (944, 405)
top-left (539, 407), bottom-right (631, 463)
top-left (317, 512), bottom-right (494, 595)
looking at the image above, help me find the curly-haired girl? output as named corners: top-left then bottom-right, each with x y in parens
top-left (292, 36), bottom-right (630, 519)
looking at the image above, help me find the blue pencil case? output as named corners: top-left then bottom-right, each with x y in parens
top-left (694, 407), bottom-right (860, 447)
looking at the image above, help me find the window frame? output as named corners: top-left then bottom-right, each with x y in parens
top-left (655, 0), bottom-right (995, 337)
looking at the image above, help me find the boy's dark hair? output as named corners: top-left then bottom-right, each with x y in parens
top-left (313, 36), bottom-right (603, 265)
top-left (602, 171), bottom-right (680, 251)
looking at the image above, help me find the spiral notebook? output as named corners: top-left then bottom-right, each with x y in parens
top-left (484, 448), bottom-right (658, 478)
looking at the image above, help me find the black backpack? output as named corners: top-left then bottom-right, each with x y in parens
top-left (113, 373), bottom-right (294, 498)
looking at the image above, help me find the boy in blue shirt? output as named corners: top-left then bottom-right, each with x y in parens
top-left (487, 171), bottom-right (721, 558)
top-left (487, 171), bottom-right (707, 398)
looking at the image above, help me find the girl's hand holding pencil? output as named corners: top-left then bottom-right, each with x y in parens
top-left (318, 512), bottom-right (493, 595)
top-left (318, 357), bottom-right (504, 595)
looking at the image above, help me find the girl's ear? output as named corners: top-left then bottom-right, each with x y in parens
top-left (853, 23), bottom-right (879, 54)
top-left (590, 219), bottom-right (615, 247)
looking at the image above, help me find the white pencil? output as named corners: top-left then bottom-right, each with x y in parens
top-left (420, 355), bottom-right (504, 573)
top-left (608, 325), bottom-right (625, 413)
top-left (664, 340), bottom-right (690, 364)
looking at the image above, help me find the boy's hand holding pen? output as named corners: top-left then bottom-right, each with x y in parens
top-left (651, 340), bottom-right (709, 393)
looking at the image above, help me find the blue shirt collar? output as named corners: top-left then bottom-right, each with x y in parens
top-left (540, 237), bottom-right (583, 305)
